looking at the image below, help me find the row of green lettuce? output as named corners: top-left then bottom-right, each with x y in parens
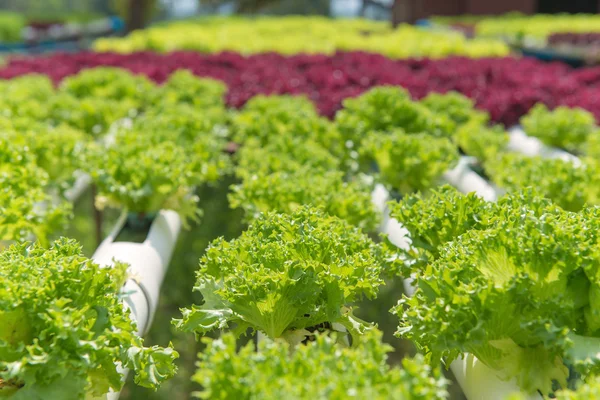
top-left (0, 10), bottom-right (106, 43)
top-left (3, 66), bottom-right (600, 398)
top-left (7, 67), bottom-right (600, 245)
top-left (431, 13), bottom-right (600, 44)
top-left (92, 16), bottom-right (510, 58)
top-left (213, 83), bottom-right (600, 398)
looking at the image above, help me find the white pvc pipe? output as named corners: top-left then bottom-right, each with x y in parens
top-left (371, 183), bottom-right (412, 250)
top-left (443, 157), bottom-right (498, 202)
top-left (93, 210), bottom-right (182, 333)
top-left (64, 171), bottom-right (92, 203)
top-left (449, 354), bottom-right (543, 400)
top-left (92, 210), bottom-right (182, 400)
top-left (507, 126), bottom-right (581, 165)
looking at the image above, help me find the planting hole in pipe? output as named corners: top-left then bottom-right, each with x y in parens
top-left (114, 212), bottom-right (157, 243)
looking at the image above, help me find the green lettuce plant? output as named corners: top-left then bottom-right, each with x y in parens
top-left (174, 206), bottom-right (388, 344)
top-left (152, 70), bottom-right (227, 108)
top-left (0, 239), bottom-right (178, 399)
top-left (194, 329), bottom-right (448, 400)
top-left (1, 124), bottom-right (89, 192)
top-left (486, 154), bottom-right (599, 211)
top-left (394, 190), bottom-right (600, 396)
top-left (0, 139), bottom-right (71, 244)
top-left (85, 131), bottom-right (201, 225)
top-left (387, 185), bottom-right (491, 274)
top-left (232, 95), bottom-right (344, 157)
top-left (59, 67), bottom-right (154, 109)
top-left (521, 104), bottom-right (596, 152)
top-left (456, 122), bottom-right (509, 162)
top-left (360, 129), bottom-right (459, 195)
top-left (129, 104), bottom-right (232, 185)
top-left (234, 135), bottom-right (340, 179)
top-left (229, 169), bottom-right (379, 231)
top-left (335, 87), bottom-right (455, 149)
top-left (421, 91), bottom-right (489, 131)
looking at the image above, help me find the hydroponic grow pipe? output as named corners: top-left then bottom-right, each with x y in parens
top-left (508, 126), bottom-right (581, 165)
top-left (92, 209), bottom-right (182, 399)
top-left (63, 171), bottom-right (92, 203)
top-left (450, 354), bottom-right (543, 400)
top-left (443, 156), bottom-right (498, 202)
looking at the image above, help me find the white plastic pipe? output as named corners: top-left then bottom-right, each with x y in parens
top-left (64, 171), bottom-right (92, 203)
top-left (371, 184), bottom-right (414, 296)
top-left (92, 210), bottom-right (182, 400)
top-left (507, 126), bottom-right (581, 165)
top-left (449, 354), bottom-right (543, 400)
top-left (93, 210), bottom-right (182, 334)
top-left (443, 157), bottom-right (498, 202)
top-left (371, 183), bottom-right (411, 250)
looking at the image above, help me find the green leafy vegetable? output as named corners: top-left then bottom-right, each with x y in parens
top-left (583, 133), bottom-right (600, 160)
top-left (241, 94), bottom-right (317, 115)
top-left (135, 103), bottom-right (231, 144)
top-left (60, 67), bottom-right (154, 109)
top-left (0, 74), bottom-right (55, 104)
top-left (335, 87), bottom-right (454, 149)
top-left (486, 153), bottom-right (599, 211)
top-left (0, 239), bottom-right (178, 399)
top-left (174, 206), bottom-right (387, 343)
top-left (421, 91), bottom-right (489, 131)
top-left (232, 95), bottom-right (344, 157)
top-left (520, 104), bottom-right (596, 152)
top-left (0, 139), bottom-right (71, 244)
top-left (194, 329), bottom-right (448, 400)
top-left (229, 169), bottom-right (379, 231)
top-left (1, 124), bottom-right (88, 192)
top-left (86, 131), bottom-right (201, 225)
top-left (388, 185), bottom-right (491, 274)
top-left (394, 190), bottom-right (600, 396)
top-left (360, 129), bottom-right (459, 195)
top-left (152, 70), bottom-right (227, 108)
top-left (553, 376), bottom-right (600, 399)
top-left (234, 135), bottom-right (340, 180)
top-left (0, 76), bottom-right (57, 124)
top-left (456, 122), bottom-right (509, 162)
top-left (129, 104), bottom-right (232, 184)
top-left (48, 93), bottom-right (135, 136)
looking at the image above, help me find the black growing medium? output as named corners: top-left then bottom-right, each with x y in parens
top-left (114, 212), bottom-right (158, 243)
